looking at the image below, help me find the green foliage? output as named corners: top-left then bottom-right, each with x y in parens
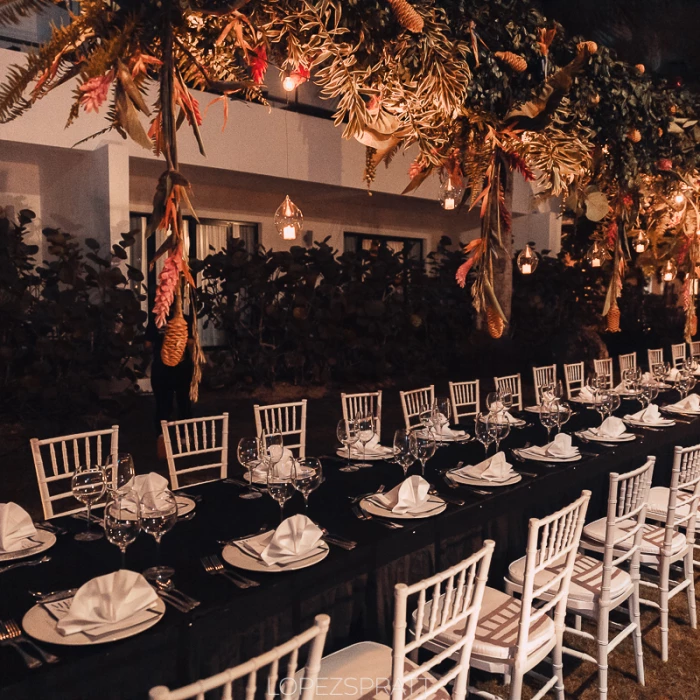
top-left (0, 208), bottom-right (148, 416)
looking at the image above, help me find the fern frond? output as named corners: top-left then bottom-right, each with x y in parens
top-left (0, 0), bottom-right (56, 27)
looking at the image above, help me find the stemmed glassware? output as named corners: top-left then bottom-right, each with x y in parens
top-left (292, 458), bottom-right (323, 510)
top-left (237, 437), bottom-right (262, 500)
top-left (71, 463), bottom-right (107, 542)
top-left (555, 402), bottom-right (572, 434)
top-left (433, 398), bottom-right (451, 443)
top-left (475, 412), bottom-right (495, 456)
top-left (104, 489), bottom-right (141, 569)
top-left (490, 418), bottom-right (510, 452)
top-left (418, 404), bottom-right (435, 436)
top-left (485, 392), bottom-right (502, 414)
top-left (393, 429), bottom-right (415, 478)
top-left (640, 380), bottom-right (657, 408)
top-left (607, 392), bottom-right (621, 417)
top-left (267, 460), bottom-right (295, 524)
top-left (594, 391), bottom-right (613, 426)
top-left (337, 419), bottom-right (360, 473)
top-left (499, 389), bottom-right (514, 413)
top-left (409, 432), bottom-right (436, 476)
top-left (677, 371), bottom-right (696, 399)
top-left (106, 453), bottom-right (135, 492)
top-left (141, 488), bottom-right (178, 583)
top-left (354, 412), bottom-right (375, 468)
top-left (539, 403), bottom-right (558, 442)
top-left (652, 363), bottom-right (666, 386)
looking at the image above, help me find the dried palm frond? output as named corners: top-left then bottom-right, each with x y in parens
top-left (0, 0), bottom-right (55, 27)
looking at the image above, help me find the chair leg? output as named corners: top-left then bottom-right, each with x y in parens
top-left (508, 668), bottom-right (524, 700)
top-left (629, 588), bottom-right (645, 686)
top-left (685, 550), bottom-right (697, 629)
top-left (553, 631), bottom-right (565, 700)
top-left (596, 606), bottom-right (610, 700)
top-left (659, 558), bottom-right (670, 663)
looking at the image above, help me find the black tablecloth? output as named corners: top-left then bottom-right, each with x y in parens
top-left (2, 397), bottom-right (700, 700)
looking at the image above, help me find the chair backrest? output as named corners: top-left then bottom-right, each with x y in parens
top-left (647, 348), bottom-right (664, 370)
top-left (662, 444), bottom-right (700, 551)
top-left (149, 614), bottom-right (330, 700)
top-left (618, 352), bottom-right (637, 378)
top-left (512, 491), bottom-right (590, 666)
top-left (532, 364), bottom-right (557, 404)
top-left (494, 374), bottom-right (523, 411)
top-left (689, 341), bottom-right (700, 358)
top-left (671, 343), bottom-right (687, 368)
top-left (161, 414), bottom-right (229, 490)
top-left (563, 362), bottom-right (585, 399)
top-left (30, 427), bottom-right (119, 520)
top-left (448, 380), bottom-right (480, 422)
top-left (254, 401), bottom-right (307, 459)
top-left (593, 358), bottom-right (613, 389)
top-left (399, 386), bottom-right (435, 430)
top-left (399, 541), bottom-right (494, 700)
top-left (599, 457), bottom-right (655, 604)
top-left (341, 391), bottom-right (382, 439)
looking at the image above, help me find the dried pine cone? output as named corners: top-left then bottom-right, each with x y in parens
top-left (387, 0), bottom-right (424, 33)
top-left (606, 304), bottom-right (621, 333)
top-left (161, 304), bottom-right (188, 366)
top-left (628, 128), bottom-right (642, 143)
top-left (494, 51), bottom-right (527, 73)
top-left (486, 306), bottom-right (505, 339)
top-left (577, 41), bottom-right (598, 54)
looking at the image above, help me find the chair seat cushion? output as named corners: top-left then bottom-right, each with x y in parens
top-left (308, 641), bottom-right (449, 699)
top-left (646, 487), bottom-right (691, 519)
top-left (508, 553), bottom-right (631, 603)
top-left (583, 517), bottom-right (687, 556)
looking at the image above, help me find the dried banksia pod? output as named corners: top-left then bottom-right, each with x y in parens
top-left (363, 146), bottom-right (377, 189)
top-left (628, 128), bottom-right (642, 143)
top-left (486, 306), bottom-right (505, 339)
top-left (387, 0), bottom-right (424, 33)
top-left (494, 51), bottom-right (527, 73)
top-left (606, 303), bottom-right (621, 333)
top-left (161, 295), bottom-right (188, 367)
top-left (635, 63), bottom-right (645, 74)
top-left (577, 41), bottom-right (598, 54)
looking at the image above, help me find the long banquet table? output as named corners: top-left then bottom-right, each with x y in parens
top-left (2, 397), bottom-right (700, 699)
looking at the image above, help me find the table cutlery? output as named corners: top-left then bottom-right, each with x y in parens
top-left (351, 504), bottom-right (403, 529)
top-left (515, 470), bottom-right (539, 478)
top-left (318, 529), bottom-right (357, 551)
top-left (0, 621), bottom-right (41, 669)
top-left (348, 485), bottom-right (385, 504)
top-left (428, 488), bottom-right (465, 506)
top-left (210, 554), bottom-right (260, 587)
top-left (153, 580), bottom-right (201, 610)
top-left (217, 526), bottom-right (270, 546)
top-left (575, 433), bottom-right (619, 448)
top-left (30, 587), bottom-right (79, 603)
top-left (224, 478), bottom-right (264, 491)
top-left (0, 555), bottom-right (51, 575)
top-left (177, 511), bottom-right (196, 522)
top-left (1, 620), bottom-right (58, 664)
top-left (177, 491), bottom-right (203, 503)
top-left (150, 586), bottom-right (193, 613)
top-left (36, 521), bottom-right (67, 536)
top-left (201, 555), bottom-right (259, 588)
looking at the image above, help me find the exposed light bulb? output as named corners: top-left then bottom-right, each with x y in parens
top-left (282, 75), bottom-right (296, 92)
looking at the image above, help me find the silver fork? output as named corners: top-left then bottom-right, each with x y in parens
top-left (3, 620), bottom-right (58, 664)
top-left (0, 555), bottom-right (51, 575)
top-left (200, 556), bottom-right (258, 589)
top-left (209, 554), bottom-right (259, 587)
top-left (351, 504), bottom-right (403, 529)
top-left (0, 621), bottom-right (41, 668)
top-left (150, 586), bottom-right (193, 613)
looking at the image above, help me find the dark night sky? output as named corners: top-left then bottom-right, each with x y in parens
top-left (535, 0), bottom-right (700, 83)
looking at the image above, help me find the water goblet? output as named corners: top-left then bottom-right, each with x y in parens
top-left (104, 489), bottom-right (140, 569)
top-left (498, 389), bottom-right (514, 412)
top-left (141, 489), bottom-right (178, 583)
top-left (539, 403), bottom-right (558, 442)
top-left (292, 458), bottom-right (323, 511)
top-left (652, 363), bottom-right (665, 385)
top-left (71, 463), bottom-right (107, 542)
top-left (337, 419), bottom-right (360, 473)
top-left (104, 453), bottom-right (135, 493)
top-left (409, 432), bottom-right (436, 476)
top-left (491, 418), bottom-right (510, 452)
top-left (475, 412), bottom-right (495, 456)
top-left (555, 402), bottom-right (572, 433)
top-left (237, 437), bottom-right (262, 499)
top-left (354, 412), bottom-right (375, 468)
top-left (485, 392), bottom-right (502, 414)
top-left (267, 460), bottom-right (295, 524)
top-left (418, 404), bottom-right (435, 435)
top-left (433, 398), bottom-right (452, 443)
top-left (594, 391), bottom-right (613, 426)
top-left (393, 429), bottom-right (415, 478)
top-left (607, 392), bottom-right (621, 416)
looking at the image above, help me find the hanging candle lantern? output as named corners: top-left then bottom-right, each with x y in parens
top-left (631, 229), bottom-right (649, 253)
top-left (662, 259), bottom-right (678, 282)
top-left (275, 195), bottom-right (303, 241)
top-left (516, 244), bottom-right (539, 274)
top-left (439, 179), bottom-right (464, 211)
top-left (670, 191), bottom-right (686, 211)
top-left (585, 241), bottom-right (606, 268)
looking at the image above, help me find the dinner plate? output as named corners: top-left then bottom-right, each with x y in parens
top-left (222, 537), bottom-right (329, 573)
top-left (414, 431), bottom-right (471, 442)
top-left (0, 529), bottom-right (56, 562)
top-left (570, 396), bottom-right (595, 405)
top-left (22, 598), bottom-right (165, 646)
top-left (174, 496), bottom-right (196, 516)
top-left (513, 448), bottom-right (581, 463)
top-left (334, 449), bottom-right (389, 462)
top-left (523, 405), bottom-right (570, 414)
top-left (576, 430), bottom-right (636, 443)
top-left (623, 417), bottom-right (675, 428)
top-left (662, 405), bottom-right (700, 415)
top-left (360, 494), bottom-right (447, 520)
top-left (447, 470), bottom-right (522, 487)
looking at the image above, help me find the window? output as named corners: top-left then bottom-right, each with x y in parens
top-left (344, 231), bottom-right (424, 261)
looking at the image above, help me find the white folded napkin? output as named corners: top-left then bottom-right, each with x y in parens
top-left (349, 434), bottom-right (392, 456)
top-left (373, 475), bottom-right (433, 515)
top-left (577, 386), bottom-right (596, 402)
top-left (672, 394), bottom-right (700, 411)
top-left (491, 411), bottom-right (519, 425)
top-left (627, 404), bottom-right (662, 423)
top-left (56, 570), bottom-right (159, 637)
top-left (614, 382), bottom-right (631, 393)
top-left (667, 368), bottom-right (681, 381)
top-left (528, 433), bottom-right (578, 458)
top-left (0, 503), bottom-right (37, 553)
top-left (540, 390), bottom-right (556, 405)
top-left (426, 414), bottom-right (467, 439)
top-left (255, 447), bottom-right (295, 477)
top-left (593, 416), bottom-right (627, 438)
top-left (258, 515), bottom-right (323, 566)
top-left (642, 372), bottom-right (654, 383)
top-left (458, 452), bottom-right (514, 482)
top-left (131, 472), bottom-right (169, 498)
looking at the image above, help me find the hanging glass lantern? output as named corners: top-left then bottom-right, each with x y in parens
top-left (516, 244), bottom-right (539, 274)
top-left (662, 259), bottom-right (678, 282)
top-left (439, 179), bottom-right (464, 211)
top-left (670, 191), bottom-right (686, 211)
top-left (631, 229), bottom-right (649, 254)
top-left (281, 72), bottom-right (297, 91)
top-left (585, 241), bottom-right (606, 268)
top-left (275, 195), bottom-right (303, 241)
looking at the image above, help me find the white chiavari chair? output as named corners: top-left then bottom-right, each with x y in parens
top-left (449, 380), bottom-right (480, 422)
top-left (425, 492), bottom-right (590, 700)
top-left (671, 343), bottom-right (687, 368)
top-left (532, 364), bottom-right (557, 404)
top-left (689, 341), bottom-right (700, 358)
top-left (582, 446), bottom-right (700, 662)
top-left (618, 352), bottom-right (637, 381)
top-left (494, 374), bottom-right (523, 411)
top-left (647, 348), bottom-right (664, 371)
top-left (563, 362), bottom-right (585, 399)
top-left (399, 385), bottom-right (435, 430)
top-left (593, 358), bottom-right (613, 390)
top-left (507, 459), bottom-right (654, 700)
top-left (341, 391), bottom-right (382, 439)
top-left (30, 426), bottom-right (119, 520)
top-left (149, 614), bottom-right (330, 700)
top-left (161, 414), bottom-right (229, 490)
top-left (254, 400), bottom-right (307, 458)
top-left (313, 541), bottom-right (494, 700)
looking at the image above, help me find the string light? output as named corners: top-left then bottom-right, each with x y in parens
top-left (516, 244), bottom-right (539, 274)
top-left (275, 195), bottom-right (303, 240)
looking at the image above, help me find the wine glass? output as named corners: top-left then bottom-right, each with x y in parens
top-left (555, 402), bottom-right (572, 433)
top-left (652, 363), bottom-right (665, 385)
top-left (594, 391), bottom-right (613, 426)
top-left (418, 404), bottom-right (435, 436)
top-left (260, 429), bottom-right (284, 469)
top-left (71, 463), bottom-right (107, 542)
top-left (433, 398), bottom-right (451, 443)
top-left (141, 489), bottom-right (178, 583)
top-left (267, 460), bottom-right (295, 524)
top-left (237, 437), bottom-right (262, 500)
top-left (539, 403), bottom-right (558, 442)
top-left (607, 392), bottom-right (621, 416)
top-left (337, 419), bottom-right (360, 473)
top-left (354, 412), bottom-right (375, 468)
top-left (104, 489), bottom-right (140, 569)
top-left (292, 458), bottom-right (323, 510)
top-left (105, 453), bottom-right (135, 493)
top-left (499, 389), bottom-right (514, 413)
top-left (393, 429), bottom-right (415, 478)
top-left (491, 418), bottom-right (510, 453)
top-left (409, 432), bottom-right (436, 476)
top-left (485, 391), bottom-right (502, 414)
top-left (475, 412), bottom-right (495, 456)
